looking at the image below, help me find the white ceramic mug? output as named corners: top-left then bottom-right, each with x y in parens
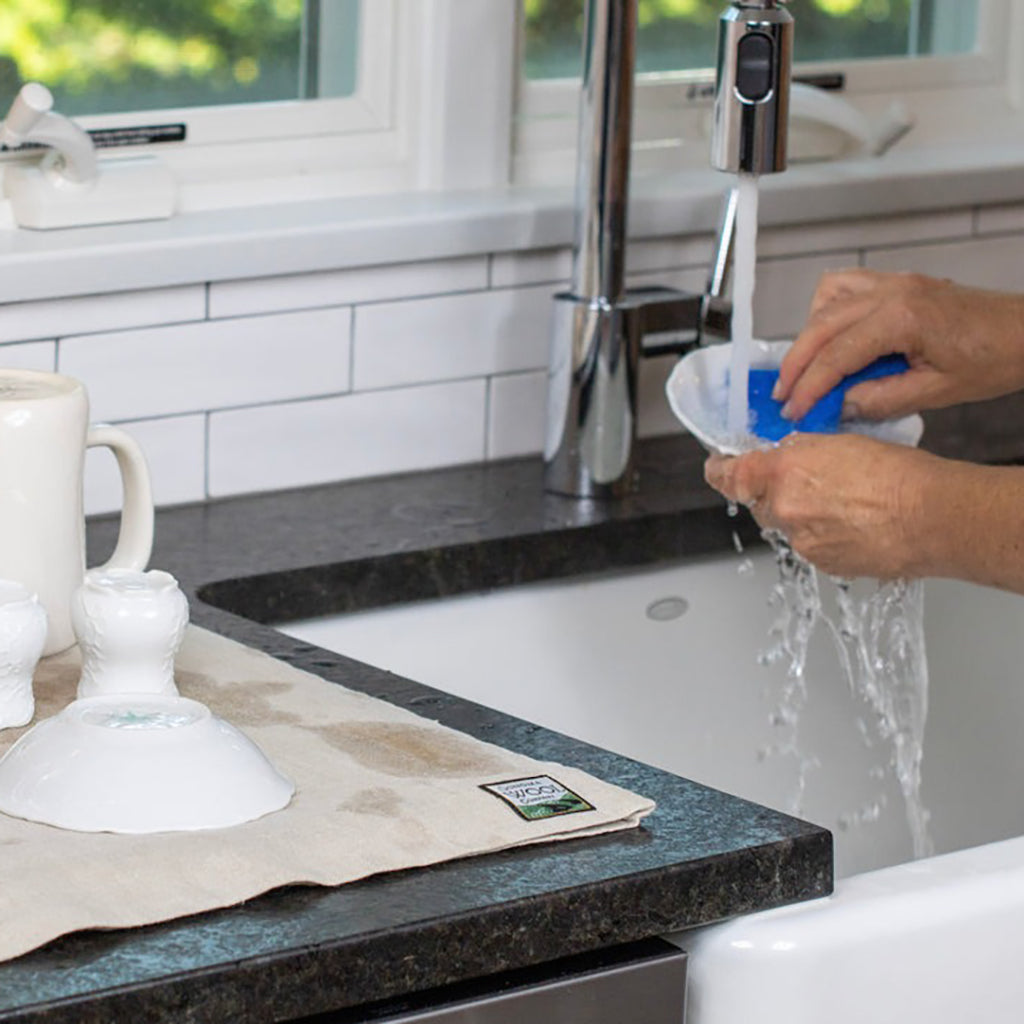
top-left (0, 369), bottom-right (153, 656)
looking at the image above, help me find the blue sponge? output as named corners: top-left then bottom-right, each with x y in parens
top-left (748, 353), bottom-right (910, 442)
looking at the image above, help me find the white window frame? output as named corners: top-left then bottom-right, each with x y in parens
top-left (0, 0), bottom-right (518, 213)
top-left (0, 0), bottom-right (1019, 216)
top-left (512, 0), bottom-right (1018, 186)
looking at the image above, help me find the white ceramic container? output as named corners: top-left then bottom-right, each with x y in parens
top-left (0, 369), bottom-right (154, 655)
top-left (0, 694), bottom-right (294, 833)
top-left (0, 581), bottom-right (47, 729)
top-left (72, 568), bottom-right (189, 699)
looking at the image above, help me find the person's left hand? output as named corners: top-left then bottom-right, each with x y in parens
top-left (704, 434), bottom-right (943, 579)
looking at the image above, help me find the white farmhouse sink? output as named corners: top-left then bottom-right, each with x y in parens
top-left (280, 549), bottom-right (1024, 1024)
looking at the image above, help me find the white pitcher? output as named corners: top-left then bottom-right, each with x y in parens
top-left (0, 369), bottom-right (153, 655)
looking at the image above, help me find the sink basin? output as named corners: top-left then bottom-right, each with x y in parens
top-left (281, 548), bottom-right (1024, 881)
top-left (280, 547), bottom-right (1024, 1024)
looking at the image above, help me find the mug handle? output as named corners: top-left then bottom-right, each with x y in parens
top-left (87, 425), bottom-right (154, 572)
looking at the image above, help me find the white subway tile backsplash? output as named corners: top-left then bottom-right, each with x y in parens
top-left (488, 371), bottom-right (546, 459)
top-left (354, 285), bottom-right (552, 390)
top-left (0, 200), bottom-right (985, 509)
top-left (209, 257), bottom-right (488, 319)
top-left (759, 210), bottom-right (973, 259)
top-left (84, 415), bottom-right (207, 516)
top-left (975, 204), bottom-right (1024, 236)
top-left (0, 341), bottom-right (57, 372)
top-left (865, 235), bottom-right (1024, 291)
top-left (626, 266), bottom-right (706, 294)
top-left (628, 235), bottom-right (715, 273)
top-left (754, 251), bottom-right (859, 339)
top-left (639, 355), bottom-right (685, 439)
top-left (60, 307), bottom-right (351, 422)
top-left (0, 286), bottom-right (204, 345)
top-left (489, 236), bottom-right (714, 291)
top-left (208, 380), bottom-right (486, 496)
top-left (490, 248), bottom-right (572, 288)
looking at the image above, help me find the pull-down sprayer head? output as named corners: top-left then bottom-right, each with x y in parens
top-left (711, 0), bottom-right (794, 175)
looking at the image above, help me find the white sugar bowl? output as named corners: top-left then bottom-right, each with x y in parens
top-left (0, 581), bottom-right (48, 730)
top-left (72, 568), bottom-right (189, 699)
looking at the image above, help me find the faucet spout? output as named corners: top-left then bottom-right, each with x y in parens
top-left (543, 0), bottom-right (793, 499)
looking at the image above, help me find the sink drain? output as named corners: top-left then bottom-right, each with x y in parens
top-left (645, 596), bottom-right (689, 622)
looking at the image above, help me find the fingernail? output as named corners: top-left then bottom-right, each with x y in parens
top-left (771, 380), bottom-right (784, 400)
top-left (781, 402), bottom-right (795, 420)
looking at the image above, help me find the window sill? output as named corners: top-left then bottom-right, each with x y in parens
top-left (1, 139), bottom-right (1023, 305)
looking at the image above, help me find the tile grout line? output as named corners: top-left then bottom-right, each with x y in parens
top-left (483, 376), bottom-right (493, 460)
top-left (348, 306), bottom-right (357, 390)
top-left (203, 411), bottom-right (212, 500)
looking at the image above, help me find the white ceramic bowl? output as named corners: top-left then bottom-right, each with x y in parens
top-left (0, 695), bottom-right (294, 833)
top-left (666, 340), bottom-right (925, 455)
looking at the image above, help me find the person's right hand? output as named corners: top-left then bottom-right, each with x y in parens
top-left (773, 269), bottom-right (1024, 422)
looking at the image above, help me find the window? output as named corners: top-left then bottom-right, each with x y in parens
top-left (0, 0), bottom-right (361, 116)
top-left (515, 0), bottom-right (1011, 185)
top-left (0, 0), bottom-right (1016, 213)
top-left (0, 0), bottom-right (431, 211)
top-left (523, 1), bottom-right (981, 80)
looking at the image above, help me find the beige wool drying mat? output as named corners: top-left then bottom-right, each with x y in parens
top-left (0, 626), bottom-right (654, 963)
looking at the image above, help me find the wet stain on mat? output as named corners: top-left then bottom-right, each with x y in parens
top-left (177, 672), bottom-right (302, 728)
top-left (315, 722), bottom-right (511, 778)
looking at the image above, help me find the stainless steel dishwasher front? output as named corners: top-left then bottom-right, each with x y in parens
top-left (296, 939), bottom-right (687, 1023)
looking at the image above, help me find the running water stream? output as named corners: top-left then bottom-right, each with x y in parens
top-left (727, 174), bottom-right (760, 437)
top-left (726, 173), bottom-right (933, 857)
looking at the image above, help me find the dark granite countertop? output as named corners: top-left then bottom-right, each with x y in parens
top-left (0, 435), bottom-right (843, 1023)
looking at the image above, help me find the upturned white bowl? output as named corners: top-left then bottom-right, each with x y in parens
top-left (666, 340), bottom-right (925, 455)
top-left (0, 695), bottom-right (293, 833)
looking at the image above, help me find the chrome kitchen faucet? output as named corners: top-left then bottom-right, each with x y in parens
top-left (543, 0), bottom-right (793, 498)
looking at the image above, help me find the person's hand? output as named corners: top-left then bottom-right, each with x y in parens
top-left (704, 434), bottom-right (944, 579)
top-left (773, 269), bottom-right (1024, 422)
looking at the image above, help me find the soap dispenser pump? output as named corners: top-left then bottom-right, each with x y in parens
top-left (0, 82), bottom-right (177, 229)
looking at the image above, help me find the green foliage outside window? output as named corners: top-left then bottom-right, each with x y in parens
top-left (523, 0), bottom-right (975, 80)
top-left (0, 0), bottom-right (311, 116)
top-left (0, 1), bottom-right (978, 119)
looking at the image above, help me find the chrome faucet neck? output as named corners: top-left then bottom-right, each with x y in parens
top-left (569, 0), bottom-right (636, 304)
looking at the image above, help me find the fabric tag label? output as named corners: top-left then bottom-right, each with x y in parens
top-left (481, 775), bottom-right (594, 821)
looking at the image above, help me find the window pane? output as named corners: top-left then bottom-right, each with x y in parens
top-left (0, 0), bottom-right (359, 118)
top-left (522, 0), bottom-right (979, 80)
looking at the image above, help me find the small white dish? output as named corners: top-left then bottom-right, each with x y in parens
top-left (665, 340), bottom-right (924, 455)
top-left (0, 694), bottom-right (293, 834)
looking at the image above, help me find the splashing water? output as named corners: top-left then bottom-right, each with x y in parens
top-left (757, 531), bottom-right (934, 858)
